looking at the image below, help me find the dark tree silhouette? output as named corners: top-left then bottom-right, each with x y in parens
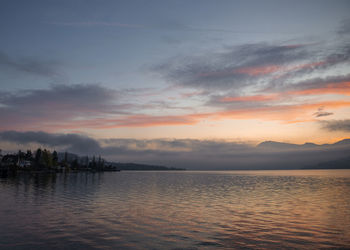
top-left (25, 150), bottom-right (33, 160)
top-left (35, 148), bottom-right (42, 163)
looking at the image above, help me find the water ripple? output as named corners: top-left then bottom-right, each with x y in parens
top-left (1, 170), bottom-right (350, 249)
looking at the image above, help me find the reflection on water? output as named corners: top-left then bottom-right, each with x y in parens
top-left (1, 170), bottom-right (350, 249)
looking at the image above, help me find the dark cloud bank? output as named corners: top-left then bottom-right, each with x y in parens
top-left (321, 119), bottom-right (350, 132)
top-left (0, 84), bottom-right (133, 130)
top-left (1, 131), bottom-right (349, 170)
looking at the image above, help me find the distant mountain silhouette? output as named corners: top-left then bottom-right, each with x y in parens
top-left (304, 156), bottom-right (350, 169)
top-left (257, 139), bottom-right (348, 151)
top-left (55, 152), bottom-right (184, 170)
top-left (257, 141), bottom-right (300, 150)
top-left (333, 139), bottom-right (350, 146)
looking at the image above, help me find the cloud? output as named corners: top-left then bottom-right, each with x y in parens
top-left (2, 23), bottom-right (350, 131)
top-left (207, 74), bottom-right (350, 112)
top-left (1, 131), bottom-right (349, 170)
top-left (154, 43), bottom-right (310, 91)
top-left (321, 120), bottom-right (350, 132)
top-left (313, 107), bottom-right (333, 118)
top-left (0, 131), bottom-right (100, 154)
top-left (213, 93), bottom-right (280, 105)
top-left (0, 84), bottom-right (204, 131)
top-left (29, 101), bottom-right (324, 130)
top-left (286, 76), bottom-right (350, 96)
top-left (210, 100), bottom-right (350, 123)
top-left (153, 36), bottom-right (350, 105)
top-left (0, 84), bottom-right (132, 131)
top-left (0, 51), bottom-right (61, 77)
top-left (1, 80), bottom-right (349, 132)
top-left (314, 112), bottom-right (333, 118)
top-left (54, 114), bottom-right (201, 129)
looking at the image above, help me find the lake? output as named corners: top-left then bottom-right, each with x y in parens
top-left (1, 170), bottom-right (350, 249)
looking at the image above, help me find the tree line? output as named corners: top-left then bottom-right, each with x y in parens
top-left (0, 148), bottom-right (116, 172)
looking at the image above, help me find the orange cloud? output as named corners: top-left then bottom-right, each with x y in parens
top-left (219, 93), bottom-right (280, 102)
top-left (232, 61), bottom-right (325, 77)
top-left (198, 64), bottom-right (282, 78)
top-left (43, 100), bottom-right (350, 131)
top-left (288, 81), bottom-right (350, 96)
top-left (213, 101), bottom-right (350, 123)
top-left (218, 80), bottom-right (350, 105)
top-left (234, 65), bottom-right (281, 76)
top-left (47, 114), bottom-right (205, 130)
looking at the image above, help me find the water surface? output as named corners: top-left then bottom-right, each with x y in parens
top-left (1, 170), bottom-right (350, 249)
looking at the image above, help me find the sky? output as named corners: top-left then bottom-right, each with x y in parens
top-left (0, 0), bottom-right (350, 167)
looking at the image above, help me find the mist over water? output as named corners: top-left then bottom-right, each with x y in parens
top-left (1, 170), bottom-right (350, 249)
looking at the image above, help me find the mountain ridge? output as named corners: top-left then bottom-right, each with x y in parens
top-left (257, 138), bottom-right (350, 150)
